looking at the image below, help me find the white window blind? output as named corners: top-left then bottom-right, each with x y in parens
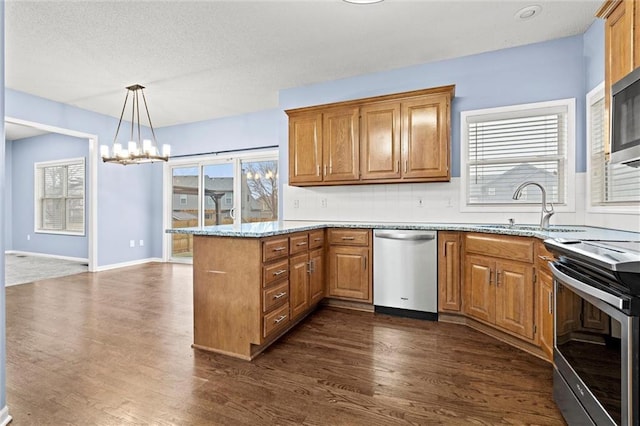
top-left (589, 93), bottom-right (640, 205)
top-left (465, 103), bottom-right (568, 205)
top-left (35, 158), bottom-right (85, 234)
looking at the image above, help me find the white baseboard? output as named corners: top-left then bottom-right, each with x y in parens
top-left (0, 406), bottom-right (12, 426)
top-left (5, 250), bottom-right (87, 263)
top-left (94, 257), bottom-right (164, 272)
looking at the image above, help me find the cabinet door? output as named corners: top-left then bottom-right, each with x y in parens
top-left (635, 0), bottom-right (640, 68)
top-left (438, 232), bottom-right (461, 312)
top-left (464, 255), bottom-right (494, 323)
top-left (328, 246), bottom-right (371, 301)
top-left (606, 1), bottom-right (634, 86)
top-left (538, 268), bottom-right (554, 360)
top-left (309, 248), bottom-right (325, 306)
top-left (401, 95), bottom-right (449, 180)
top-left (289, 253), bottom-right (310, 320)
top-left (323, 107), bottom-right (360, 182)
top-left (360, 102), bottom-right (401, 180)
top-left (494, 260), bottom-right (535, 340)
top-left (289, 112), bottom-right (323, 185)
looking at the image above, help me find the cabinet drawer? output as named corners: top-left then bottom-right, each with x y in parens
top-left (290, 234), bottom-right (309, 255)
top-left (465, 234), bottom-right (534, 263)
top-left (263, 259), bottom-right (289, 287)
top-left (263, 281), bottom-right (289, 313)
top-left (328, 229), bottom-right (370, 246)
top-left (263, 303), bottom-right (289, 338)
top-left (262, 237), bottom-right (289, 262)
top-left (309, 230), bottom-right (325, 249)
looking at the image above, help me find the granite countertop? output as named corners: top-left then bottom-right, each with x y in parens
top-left (166, 220), bottom-right (640, 242)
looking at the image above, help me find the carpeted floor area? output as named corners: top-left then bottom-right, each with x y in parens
top-left (4, 253), bottom-right (88, 286)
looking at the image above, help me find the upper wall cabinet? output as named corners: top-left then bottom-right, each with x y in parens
top-left (597, 0), bottom-right (639, 151)
top-left (286, 85), bottom-right (454, 187)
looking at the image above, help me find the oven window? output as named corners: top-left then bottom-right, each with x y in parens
top-left (556, 284), bottom-right (622, 424)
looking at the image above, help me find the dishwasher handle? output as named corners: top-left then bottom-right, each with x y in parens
top-left (374, 231), bottom-right (436, 241)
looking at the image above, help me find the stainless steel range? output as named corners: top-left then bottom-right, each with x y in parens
top-left (545, 238), bottom-right (640, 426)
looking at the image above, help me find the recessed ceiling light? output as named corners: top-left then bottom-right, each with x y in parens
top-left (343, 0), bottom-right (384, 4)
top-left (515, 5), bottom-right (542, 20)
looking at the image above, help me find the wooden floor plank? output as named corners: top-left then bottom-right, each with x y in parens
top-left (5, 263), bottom-right (565, 425)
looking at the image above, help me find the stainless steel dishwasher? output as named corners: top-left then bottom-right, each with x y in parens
top-left (373, 229), bottom-right (438, 320)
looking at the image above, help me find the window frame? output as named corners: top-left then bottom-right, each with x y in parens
top-left (34, 157), bottom-right (86, 236)
top-left (459, 98), bottom-right (576, 213)
top-left (586, 82), bottom-right (640, 213)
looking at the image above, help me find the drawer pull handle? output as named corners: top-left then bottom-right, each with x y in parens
top-left (314, 238), bottom-right (322, 242)
top-left (296, 241), bottom-right (307, 246)
top-left (273, 247), bottom-right (286, 252)
top-left (341, 236), bottom-right (356, 240)
top-left (273, 269), bottom-right (287, 276)
top-left (274, 315), bottom-right (287, 324)
top-left (538, 255), bottom-right (554, 261)
top-left (273, 292), bottom-right (287, 300)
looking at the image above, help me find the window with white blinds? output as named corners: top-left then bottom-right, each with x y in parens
top-left (588, 87), bottom-right (640, 206)
top-left (35, 158), bottom-right (85, 235)
top-left (462, 100), bottom-right (572, 206)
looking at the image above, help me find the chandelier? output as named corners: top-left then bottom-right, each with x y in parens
top-left (100, 84), bottom-right (170, 165)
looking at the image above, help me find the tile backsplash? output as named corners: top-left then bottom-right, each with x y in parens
top-left (283, 174), bottom-right (640, 233)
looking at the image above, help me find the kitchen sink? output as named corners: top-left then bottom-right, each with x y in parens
top-left (476, 224), bottom-right (586, 232)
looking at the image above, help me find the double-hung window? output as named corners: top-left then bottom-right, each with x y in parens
top-left (587, 83), bottom-right (640, 208)
top-left (35, 158), bottom-right (85, 235)
top-left (461, 99), bottom-right (574, 210)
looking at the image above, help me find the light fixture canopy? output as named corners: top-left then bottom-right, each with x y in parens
top-left (515, 5), bottom-right (542, 20)
top-left (101, 84), bottom-right (170, 165)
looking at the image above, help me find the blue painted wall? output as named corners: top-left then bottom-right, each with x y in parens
top-left (5, 90), bottom-right (164, 266)
top-left (156, 109), bottom-right (281, 157)
top-left (279, 35), bottom-right (588, 177)
top-left (10, 133), bottom-right (89, 258)
top-left (583, 19), bottom-right (605, 93)
top-left (4, 141), bottom-right (11, 250)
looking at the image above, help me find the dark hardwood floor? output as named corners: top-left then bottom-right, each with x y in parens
top-left (5, 263), bottom-right (565, 425)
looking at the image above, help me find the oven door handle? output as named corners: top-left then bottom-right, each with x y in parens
top-left (549, 262), bottom-right (626, 310)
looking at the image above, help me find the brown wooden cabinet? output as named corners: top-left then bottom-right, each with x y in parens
top-left (438, 232), bottom-right (462, 313)
top-left (597, 0), bottom-right (639, 153)
top-left (360, 102), bottom-right (401, 180)
top-left (289, 252), bottom-right (310, 320)
top-left (537, 267), bottom-right (554, 360)
top-left (535, 240), bottom-right (556, 360)
top-left (401, 94), bottom-right (450, 180)
top-left (323, 107), bottom-right (360, 182)
top-left (463, 234), bottom-right (535, 342)
top-left (327, 229), bottom-right (372, 302)
top-left (289, 231), bottom-right (326, 321)
top-left (287, 85), bottom-right (454, 187)
top-left (288, 112), bottom-right (323, 185)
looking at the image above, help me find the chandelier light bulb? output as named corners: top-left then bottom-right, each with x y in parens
top-left (143, 139), bottom-right (152, 154)
top-left (100, 145), bottom-right (109, 158)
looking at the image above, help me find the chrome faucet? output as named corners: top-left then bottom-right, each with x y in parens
top-left (512, 181), bottom-right (555, 229)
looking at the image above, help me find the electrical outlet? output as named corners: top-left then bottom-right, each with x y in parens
top-left (416, 197), bottom-right (424, 208)
top-left (321, 198), bottom-right (328, 208)
top-left (293, 199), bottom-right (300, 209)
top-left (129, 240), bottom-right (135, 248)
top-left (139, 240), bottom-right (144, 247)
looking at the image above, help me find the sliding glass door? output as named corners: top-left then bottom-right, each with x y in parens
top-left (170, 166), bottom-right (200, 259)
top-left (166, 152), bottom-right (278, 261)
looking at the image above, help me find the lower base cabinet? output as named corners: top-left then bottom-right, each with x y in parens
top-left (463, 234), bottom-right (535, 342)
top-left (327, 229), bottom-right (372, 303)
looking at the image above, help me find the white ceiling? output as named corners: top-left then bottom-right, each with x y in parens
top-left (6, 0), bottom-right (602, 128)
top-left (5, 122), bottom-right (48, 141)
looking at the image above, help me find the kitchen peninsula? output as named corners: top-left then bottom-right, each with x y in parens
top-left (168, 221), bottom-right (640, 360)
